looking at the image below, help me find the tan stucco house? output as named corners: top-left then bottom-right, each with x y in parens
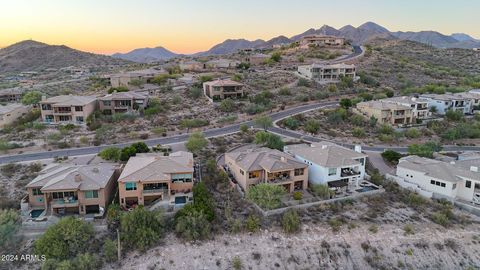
top-left (225, 147), bottom-right (308, 192)
top-left (203, 79), bottom-right (245, 102)
top-left (40, 95), bottom-right (98, 124)
top-left (118, 151), bottom-right (195, 208)
top-left (25, 163), bottom-right (120, 216)
top-left (99, 91), bottom-right (148, 114)
top-left (355, 100), bottom-right (414, 126)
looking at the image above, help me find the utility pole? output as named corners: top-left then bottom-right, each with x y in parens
top-left (117, 229), bottom-right (121, 261)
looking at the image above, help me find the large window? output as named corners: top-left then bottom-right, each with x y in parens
top-left (249, 171), bottom-right (260, 179)
top-left (125, 182), bottom-right (137, 191)
top-left (328, 168), bottom-right (336, 176)
top-left (466, 180), bottom-right (472, 188)
top-left (52, 191), bottom-right (76, 199)
top-left (294, 168), bottom-right (304, 176)
top-left (84, 190), bottom-right (99, 199)
top-left (171, 173), bottom-right (193, 183)
top-left (76, 116), bottom-right (84, 123)
top-left (74, 106), bottom-right (83, 112)
top-left (32, 188), bottom-right (43, 196)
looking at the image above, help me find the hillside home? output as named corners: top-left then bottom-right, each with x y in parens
top-left (284, 142), bottom-right (367, 189)
top-left (395, 155), bottom-right (480, 204)
top-left (118, 151), bottom-right (195, 208)
top-left (203, 79), bottom-right (245, 101)
top-left (0, 88), bottom-right (23, 103)
top-left (224, 148), bottom-right (308, 192)
top-left (206, 59), bottom-right (240, 69)
top-left (179, 61), bottom-right (205, 71)
top-left (99, 91), bottom-right (148, 114)
top-left (383, 96), bottom-right (431, 120)
top-left (110, 68), bottom-right (168, 88)
top-left (355, 100), bottom-right (414, 126)
top-left (420, 93), bottom-right (472, 115)
top-left (25, 163), bottom-right (120, 216)
top-left (40, 95), bottom-right (97, 124)
top-left (0, 103), bottom-right (29, 128)
top-left (297, 63), bottom-right (356, 81)
top-left (244, 53), bottom-right (269, 65)
top-left (298, 35), bottom-right (346, 48)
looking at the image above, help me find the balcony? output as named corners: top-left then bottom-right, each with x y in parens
top-left (143, 188), bottom-right (168, 195)
top-left (267, 172), bottom-right (292, 183)
top-left (340, 168), bottom-right (360, 177)
top-left (51, 198), bottom-right (78, 208)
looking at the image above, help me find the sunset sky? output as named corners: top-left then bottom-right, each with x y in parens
top-left (1, 0), bottom-right (479, 55)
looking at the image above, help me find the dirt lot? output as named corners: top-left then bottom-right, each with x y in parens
top-left (111, 221), bottom-right (480, 270)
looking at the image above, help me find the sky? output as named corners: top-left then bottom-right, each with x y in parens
top-left (0, 0), bottom-right (479, 55)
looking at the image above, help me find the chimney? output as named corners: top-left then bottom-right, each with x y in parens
top-left (470, 166), bottom-right (478, 172)
top-left (74, 173), bottom-right (82, 182)
top-left (354, 145), bottom-right (362, 153)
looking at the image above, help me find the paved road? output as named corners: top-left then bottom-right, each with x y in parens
top-left (0, 101), bottom-right (338, 164)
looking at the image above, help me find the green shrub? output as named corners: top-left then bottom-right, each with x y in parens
top-left (352, 127), bottom-right (366, 138)
top-left (328, 218), bottom-right (344, 232)
top-left (403, 224), bottom-right (415, 235)
top-left (35, 217), bottom-right (94, 260)
top-left (103, 238), bottom-right (117, 262)
top-left (0, 209), bottom-right (21, 252)
top-left (405, 128), bottom-right (421, 138)
top-left (246, 183), bottom-right (286, 210)
top-left (232, 256), bottom-right (243, 270)
top-left (120, 207), bottom-right (164, 251)
top-left (304, 119), bottom-right (321, 134)
top-left (245, 215), bottom-right (260, 233)
top-left (98, 147), bottom-right (121, 161)
top-left (310, 184), bottom-right (334, 199)
top-left (185, 132), bottom-right (208, 154)
top-left (381, 150), bottom-right (402, 164)
top-left (175, 204), bottom-right (211, 241)
top-left (254, 131), bottom-right (284, 151)
top-left (292, 191), bottom-right (303, 200)
top-left (282, 209), bottom-right (301, 234)
top-left (283, 117), bottom-right (300, 130)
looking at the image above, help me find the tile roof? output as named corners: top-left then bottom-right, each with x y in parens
top-left (383, 96), bottom-right (429, 105)
top-left (226, 147), bottom-right (306, 172)
top-left (285, 142), bottom-right (366, 168)
top-left (204, 79), bottom-right (244, 87)
top-left (26, 163), bottom-right (117, 191)
top-left (357, 100), bottom-right (412, 110)
top-left (40, 95), bottom-right (97, 106)
top-left (118, 151), bottom-right (194, 182)
top-left (99, 91), bottom-right (147, 100)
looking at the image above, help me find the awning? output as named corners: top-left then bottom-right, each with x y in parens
top-left (328, 179), bottom-right (348, 188)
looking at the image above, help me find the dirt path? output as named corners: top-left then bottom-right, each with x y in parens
top-left (108, 223), bottom-right (480, 270)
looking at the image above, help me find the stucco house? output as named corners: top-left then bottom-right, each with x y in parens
top-left (40, 95), bottom-right (98, 124)
top-left (202, 79), bottom-right (245, 102)
top-left (284, 142), bottom-right (367, 189)
top-left (118, 151), bottom-right (195, 208)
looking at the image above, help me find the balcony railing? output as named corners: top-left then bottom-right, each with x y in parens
top-left (51, 198), bottom-right (78, 208)
top-left (143, 188), bottom-right (168, 194)
top-left (340, 169), bottom-right (360, 178)
top-left (268, 176), bottom-right (291, 183)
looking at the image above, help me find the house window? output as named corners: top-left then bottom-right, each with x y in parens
top-left (466, 181), bottom-right (472, 188)
top-left (172, 173), bottom-right (193, 183)
top-left (328, 168), bottom-right (336, 176)
top-left (32, 188), bottom-right (43, 196)
top-left (41, 104), bottom-right (52, 110)
top-left (431, 180), bottom-right (446, 188)
top-left (84, 190), bottom-right (99, 199)
top-left (240, 169), bottom-right (244, 175)
top-left (76, 116), bottom-right (84, 123)
top-left (249, 171), bottom-right (260, 179)
top-left (125, 182), bottom-right (137, 191)
top-left (452, 184), bottom-right (457, 190)
top-left (294, 168), bottom-right (304, 176)
top-left (75, 106), bottom-right (83, 111)
top-left (103, 101), bottom-right (111, 106)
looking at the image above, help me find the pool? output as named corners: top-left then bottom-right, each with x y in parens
top-left (174, 196), bottom-right (187, 204)
top-left (30, 209), bottom-right (45, 218)
top-left (356, 186), bottom-right (378, 193)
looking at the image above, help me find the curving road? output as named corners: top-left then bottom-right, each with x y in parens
top-left (2, 99), bottom-right (480, 164)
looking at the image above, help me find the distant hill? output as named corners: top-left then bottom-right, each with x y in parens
top-left (109, 21), bottom-right (480, 59)
top-left (0, 40), bottom-right (129, 73)
top-left (112, 46), bottom-right (179, 63)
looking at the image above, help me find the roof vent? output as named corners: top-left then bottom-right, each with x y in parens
top-left (280, 156), bottom-right (286, 162)
top-left (470, 166), bottom-right (478, 172)
top-left (92, 167), bottom-right (99, 173)
top-left (74, 173), bottom-right (82, 182)
top-left (321, 145), bottom-right (328, 149)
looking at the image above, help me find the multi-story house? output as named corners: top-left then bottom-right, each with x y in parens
top-left (99, 92), bottom-right (149, 114)
top-left (284, 142), bottom-right (367, 189)
top-left (0, 103), bottom-right (29, 128)
top-left (24, 163), bottom-right (120, 217)
top-left (244, 53), bottom-right (269, 65)
top-left (298, 35), bottom-right (346, 48)
top-left (297, 63), bottom-right (356, 81)
top-left (420, 93), bottom-right (472, 115)
top-left (355, 100), bottom-right (414, 126)
top-left (224, 148), bottom-right (308, 192)
top-left (383, 96), bottom-right (431, 120)
top-left (40, 95), bottom-right (97, 124)
top-left (118, 151), bottom-right (195, 208)
top-left (203, 79), bottom-right (245, 102)
top-left (109, 68), bottom-right (168, 88)
top-left (0, 88), bottom-right (23, 103)
top-left (394, 155), bottom-right (480, 204)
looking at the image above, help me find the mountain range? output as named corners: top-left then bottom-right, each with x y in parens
top-left (0, 40), bottom-right (128, 73)
top-left (111, 21), bottom-right (480, 62)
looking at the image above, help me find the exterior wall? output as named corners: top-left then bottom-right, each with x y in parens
top-left (297, 65), bottom-right (356, 81)
top-left (225, 154), bottom-right (249, 190)
top-left (355, 103), bottom-right (414, 126)
top-left (455, 177), bottom-right (480, 202)
top-left (396, 167), bottom-right (457, 199)
top-left (99, 96), bottom-right (148, 114)
top-left (203, 83), bottom-right (244, 101)
top-left (424, 98), bottom-right (471, 115)
top-left (0, 105), bottom-right (29, 127)
top-left (41, 99), bottom-right (97, 124)
top-left (27, 187), bottom-right (46, 208)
